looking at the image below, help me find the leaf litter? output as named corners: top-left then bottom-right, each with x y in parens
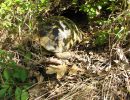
top-left (1, 31), bottom-right (130, 100)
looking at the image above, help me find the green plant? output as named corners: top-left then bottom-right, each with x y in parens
top-left (78, 0), bottom-right (127, 46)
top-left (0, 49), bottom-right (30, 100)
top-left (94, 31), bottom-right (109, 46)
top-left (0, 0), bottom-right (48, 33)
top-left (79, 0), bottom-right (122, 19)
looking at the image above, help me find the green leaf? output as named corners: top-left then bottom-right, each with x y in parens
top-left (7, 87), bottom-right (13, 97)
top-left (8, 61), bottom-right (17, 68)
top-left (41, 0), bottom-right (46, 4)
top-left (0, 49), bottom-right (6, 55)
top-left (1, 84), bottom-right (10, 89)
top-left (13, 68), bottom-right (28, 82)
top-left (21, 90), bottom-right (29, 100)
top-left (19, 69), bottom-right (28, 82)
top-left (3, 69), bottom-right (12, 81)
top-left (95, 32), bottom-right (108, 46)
top-left (72, 0), bottom-right (78, 4)
top-left (115, 27), bottom-right (124, 39)
top-left (0, 88), bottom-right (7, 98)
top-left (15, 87), bottom-right (22, 100)
top-left (14, 0), bottom-right (21, 3)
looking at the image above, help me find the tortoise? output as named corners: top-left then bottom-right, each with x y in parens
top-left (32, 16), bottom-right (90, 59)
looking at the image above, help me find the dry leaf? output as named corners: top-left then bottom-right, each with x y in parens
top-left (55, 52), bottom-right (74, 59)
top-left (116, 47), bottom-right (129, 64)
top-left (69, 64), bottom-right (84, 75)
top-left (46, 64), bottom-right (68, 79)
top-left (125, 77), bottom-right (130, 93)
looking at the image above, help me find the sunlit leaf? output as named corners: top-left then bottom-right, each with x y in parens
top-left (21, 90), bottom-right (29, 100)
top-left (46, 64), bottom-right (67, 79)
top-left (69, 64), bottom-right (84, 75)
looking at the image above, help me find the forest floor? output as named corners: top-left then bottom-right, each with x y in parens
top-left (28, 42), bottom-right (130, 100)
top-left (1, 26), bottom-right (130, 100)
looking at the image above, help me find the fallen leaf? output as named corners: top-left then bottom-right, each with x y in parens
top-left (46, 64), bottom-right (68, 79)
top-left (116, 47), bottom-right (129, 64)
top-left (69, 64), bottom-right (84, 75)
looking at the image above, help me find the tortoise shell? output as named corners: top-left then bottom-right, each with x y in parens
top-left (34, 16), bottom-right (86, 53)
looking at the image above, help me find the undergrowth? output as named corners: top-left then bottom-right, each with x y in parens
top-left (0, 49), bottom-right (29, 99)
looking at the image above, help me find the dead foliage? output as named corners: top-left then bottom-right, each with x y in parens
top-left (0, 30), bottom-right (130, 100)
